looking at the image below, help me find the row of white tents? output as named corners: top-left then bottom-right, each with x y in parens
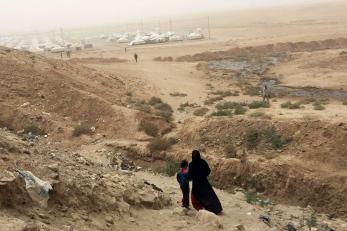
top-left (0, 35), bottom-right (93, 53)
top-left (99, 28), bottom-right (204, 46)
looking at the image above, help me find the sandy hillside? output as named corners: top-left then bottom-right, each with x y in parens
top-left (1, 1), bottom-right (347, 231)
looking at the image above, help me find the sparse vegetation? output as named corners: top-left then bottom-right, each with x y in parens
top-left (234, 104), bottom-right (248, 115)
top-left (224, 143), bottom-right (237, 158)
top-left (72, 124), bottom-right (93, 137)
top-left (178, 102), bottom-right (197, 112)
top-left (245, 191), bottom-right (258, 204)
top-left (204, 96), bottom-right (223, 105)
top-left (163, 160), bottom-right (180, 176)
top-left (305, 213), bottom-right (318, 229)
top-left (145, 97), bottom-right (174, 120)
top-left (281, 101), bottom-right (302, 109)
top-left (138, 120), bottom-right (159, 137)
top-left (244, 128), bottom-right (261, 149)
top-left (210, 109), bottom-right (233, 117)
top-left (23, 124), bottom-right (46, 136)
top-left (244, 127), bottom-right (284, 149)
top-left (147, 137), bottom-right (173, 153)
top-left (249, 111), bottom-right (272, 119)
top-left (211, 90), bottom-right (234, 97)
top-left (248, 101), bottom-right (270, 109)
top-left (148, 96), bottom-right (163, 105)
top-left (342, 99), bottom-right (347, 105)
top-left (193, 107), bottom-right (209, 116)
top-left (167, 137), bottom-right (179, 145)
top-left (313, 104), bottom-right (325, 110)
top-left (216, 101), bottom-right (246, 110)
top-left (169, 92), bottom-right (187, 97)
top-left (263, 128), bottom-right (284, 149)
top-left (243, 85), bottom-right (260, 96)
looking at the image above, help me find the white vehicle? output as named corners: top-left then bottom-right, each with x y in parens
top-left (187, 32), bottom-right (204, 40)
top-left (51, 46), bottom-right (66, 53)
top-left (169, 35), bottom-right (183, 42)
top-left (129, 39), bottom-right (146, 46)
top-left (100, 35), bottom-right (107, 39)
top-left (118, 37), bottom-right (129, 43)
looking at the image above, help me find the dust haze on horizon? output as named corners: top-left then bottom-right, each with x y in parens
top-left (0, 0), bottom-right (332, 33)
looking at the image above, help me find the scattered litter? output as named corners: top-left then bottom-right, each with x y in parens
top-left (144, 180), bottom-right (163, 192)
top-left (16, 169), bottom-right (53, 208)
top-left (259, 215), bottom-right (271, 227)
top-left (286, 223), bottom-right (297, 231)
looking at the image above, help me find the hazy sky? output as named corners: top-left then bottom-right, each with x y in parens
top-left (0, 0), bottom-right (326, 33)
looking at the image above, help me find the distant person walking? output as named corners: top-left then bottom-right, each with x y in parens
top-left (262, 83), bottom-right (270, 103)
top-left (134, 53), bottom-right (138, 63)
top-left (125, 47), bottom-right (127, 53)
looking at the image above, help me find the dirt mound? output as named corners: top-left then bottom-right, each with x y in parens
top-left (0, 128), bottom-right (171, 230)
top-left (176, 38), bottom-right (347, 62)
top-left (162, 118), bottom-right (347, 218)
top-left (69, 57), bottom-right (127, 64)
top-left (0, 47), bottom-right (140, 139)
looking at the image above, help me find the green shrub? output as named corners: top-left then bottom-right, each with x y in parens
top-left (135, 103), bottom-right (151, 113)
top-left (263, 128), bottom-right (284, 149)
top-left (210, 109), bottom-right (233, 117)
top-left (281, 101), bottom-right (301, 109)
top-left (249, 112), bottom-right (271, 119)
top-left (211, 90), bottom-right (233, 97)
top-left (147, 137), bottom-right (172, 153)
top-left (224, 143), bottom-right (237, 158)
top-left (154, 102), bottom-right (173, 112)
top-left (244, 128), bottom-right (261, 149)
top-left (170, 92), bottom-right (187, 97)
top-left (23, 124), bottom-right (46, 136)
top-left (163, 160), bottom-right (180, 177)
top-left (148, 96), bottom-right (163, 105)
top-left (234, 105), bottom-right (247, 115)
top-left (305, 213), bottom-right (318, 229)
top-left (245, 191), bottom-right (258, 204)
top-left (193, 107), bottom-right (209, 116)
top-left (313, 104), bottom-right (325, 110)
top-left (204, 96), bottom-right (223, 105)
top-left (138, 120), bottom-right (159, 137)
top-left (243, 86), bottom-right (260, 96)
top-left (167, 137), bottom-right (178, 145)
top-left (216, 101), bottom-right (245, 110)
top-left (72, 124), bottom-right (93, 137)
top-left (342, 99), bottom-right (347, 105)
top-left (248, 101), bottom-right (270, 109)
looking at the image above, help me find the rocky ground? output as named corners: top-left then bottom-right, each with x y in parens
top-left (2, 3), bottom-right (347, 229)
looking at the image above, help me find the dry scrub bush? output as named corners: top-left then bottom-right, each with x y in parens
top-left (23, 124), bottom-right (46, 136)
top-left (138, 120), bottom-right (159, 137)
top-left (193, 107), bottom-right (209, 116)
top-left (73, 124), bottom-right (93, 137)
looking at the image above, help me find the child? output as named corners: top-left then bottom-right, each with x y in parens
top-left (176, 160), bottom-right (190, 208)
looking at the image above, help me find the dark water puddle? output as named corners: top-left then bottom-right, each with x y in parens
top-left (261, 79), bottom-right (347, 98)
top-left (208, 57), bottom-right (347, 99)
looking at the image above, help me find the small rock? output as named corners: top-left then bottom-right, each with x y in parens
top-left (105, 216), bottom-right (114, 224)
top-left (47, 163), bottom-right (59, 172)
top-left (37, 213), bottom-right (49, 219)
top-left (23, 149), bottom-right (31, 155)
top-left (234, 224), bottom-right (246, 231)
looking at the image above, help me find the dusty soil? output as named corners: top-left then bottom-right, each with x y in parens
top-left (1, 1), bottom-right (347, 230)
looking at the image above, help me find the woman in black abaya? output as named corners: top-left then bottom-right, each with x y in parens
top-left (187, 150), bottom-right (223, 214)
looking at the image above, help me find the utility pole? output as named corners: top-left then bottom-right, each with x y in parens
top-left (207, 16), bottom-right (211, 40)
top-left (169, 19), bottom-right (172, 32)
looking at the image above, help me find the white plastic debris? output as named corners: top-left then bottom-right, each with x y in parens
top-left (16, 170), bottom-right (53, 208)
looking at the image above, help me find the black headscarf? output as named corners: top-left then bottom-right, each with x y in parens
top-left (192, 150), bottom-right (201, 162)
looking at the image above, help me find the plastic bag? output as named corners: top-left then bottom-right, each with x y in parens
top-left (16, 170), bottom-right (52, 208)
